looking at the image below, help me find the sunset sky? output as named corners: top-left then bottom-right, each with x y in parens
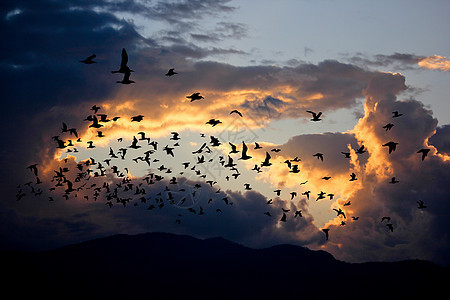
top-left (1, 0), bottom-right (450, 266)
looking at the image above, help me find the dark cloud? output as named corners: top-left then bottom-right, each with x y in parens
top-left (429, 125), bottom-right (450, 155)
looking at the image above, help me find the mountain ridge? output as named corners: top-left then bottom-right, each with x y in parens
top-left (2, 232), bottom-right (447, 299)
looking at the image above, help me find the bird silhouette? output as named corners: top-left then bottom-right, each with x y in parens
top-left (290, 192), bottom-right (297, 200)
top-left (341, 152), bottom-right (351, 158)
top-left (389, 177), bottom-right (399, 184)
top-left (322, 176), bottom-right (331, 180)
top-left (392, 111), bottom-right (403, 118)
top-left (306, 111), bottom-right (322, 121)
top-left (274, 189), bottom-right (281, 196)
top-left (417, 200), bottom-right (427, 209)
top-left (131, 115), bottom-right (144, 122)
top-left (289, 165), bottom-right (300, 173)
top-left (254, 142), bottom-right (262, 149)
top-left (382, 123), bottom-right (395, 131)
top-left (244, 183), bottom-right (252, 190)
top-left (187, 92), bottom-right (204, 102)
top-left (230, 110), bottom-right (243, 117)
top-left (129, 136), bottom-right (141, 149)
top-left (261, 152), bottom-right (272, 167)
top-left (322, 228), bottom-right (329, 240)
top-left (382, 141), bottom-right (398, 154)
top-left (240, 141), bottom-right (252, 160)
top-left (333, 208), bottom-right (346, 218)
top-left (381, 216), bottom-right (391, 223)
top-left (349, 173), bottom-right (357, 181)
top-left (80, 54), bottom-right (96, 64)
top-left (417, 148), bottom-right (430, 161)
top-left (302, 191), bottom-right (310, 200)
top-left (264, 212), bottom-right (272, 217)
top-left (88, 115), bottom-right (103, 128)
top-left (313, 153), bottom-right (324, 161)
top-left (316, 191), bottom-right (326, 201)
top-left (206, 119), bottom-right (222, 126)
top-left (280, 212), bottom-right (287, 222)
top-left (165, 68), bottom-right (177, 76)
top-left (294, 210), bottom-right (302, 217)
top-left (355, 145), bottom-right (366, 154)
top-left (112, 48), bottom-right (133, 74)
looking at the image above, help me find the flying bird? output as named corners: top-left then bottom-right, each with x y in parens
top-left (382, 141), bottom-right (398, 154)
top-left (230, 110), bottom-right (243, 117)
top-left (417, 200), bottom-right (427, 209)
top-left (341, 152), bottom-right (351, 158)
top-left (392, 111), bottom-right (403, 118)
top-left (165, 68), bottom-right (177, 76)
top-left (313, 153), bottom-right (324, 161)
top-left (254, 142), bottom-right (262, 149)
top-left (333, 208), bottom-right (346, 218)
top-left (80, 54), bottom-right (96, 64)
top-left (27, 164), bottom-right (38, 176)
top-left (306, 110), bottom-right (322, 121)
top-left (131, 115), bottom-right (144, 122)
top-left (417, 148), bottom-right (430, 161)
top-left (349, 173), bottom-right (357, 181)
top-left (261, 152), bottom-right (272, 167)
top-left (239, 141), bottom-right (252, 160)
top-left (355, 145), bottom-right (366, 154)
top-left (112, 48), bottom-right (133, 74)
top-left (206, 119), bottom-right (222, 127)
top-left (187, 92), bottom-right (204, 102)
top-left (280, 213), bottom-right (287, 222)
top-left (382, 123), bottom-right (395, 131)
top-left (389, 177), bottom-right (399, 184)
top-left (381, 216), bottom-right (391, 223)
top-left (322, 228), bottom-right (330, 240)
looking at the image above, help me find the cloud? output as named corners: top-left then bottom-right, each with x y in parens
top-left (417, 55), bottom-right (450, 71)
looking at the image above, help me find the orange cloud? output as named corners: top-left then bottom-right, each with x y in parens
top-left (418, 55), bottom-right (450, 71)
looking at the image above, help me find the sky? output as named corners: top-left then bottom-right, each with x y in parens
top-left (1, 0), bottom-right (450, 266)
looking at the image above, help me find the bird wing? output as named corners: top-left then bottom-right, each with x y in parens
top-left (120, 48), bottom-right (128, 67)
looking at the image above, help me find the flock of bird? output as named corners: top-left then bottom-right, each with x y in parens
top-left (16, 48), bottom-right (431, 242)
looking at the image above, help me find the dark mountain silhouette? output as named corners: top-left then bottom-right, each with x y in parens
top-left (2, 232), bottom-right (447, 299)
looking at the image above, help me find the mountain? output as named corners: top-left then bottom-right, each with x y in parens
top-left (2, 232), bottom-right (448, 299)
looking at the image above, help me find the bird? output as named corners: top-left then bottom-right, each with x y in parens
top-left (355, 145), bottom-right (366, 154)
top-left (302, 191), bottom-right (310, 200)
top-left (254, 142), bottom-right (262, 149)
top-left (392, 111), bottom-right (403, 118)
top-left (170, 132), bottom-right (180, 140)
top-left (322, 229), bottom-right (330, 240)
top-left (131, 115), bottom-right (144, 122)
top-left (349, 173), bottom-right (357, 181)
top-left (417, 200), bottom-right (427, 209)
top-left (230, 110), bottom-right (243, 117)
top-left (274, 189), bottom-right (281, 196)
top-left (187, 92), bottom-right (204, 102)
top-left (290, 192), bottom-right (297, 200)
top-left (381, 216), bottom-right (391, 223)
top-left (206, 119), bottom-right (222, 127)
top-left (382, 141), bottom-right (398, 154)
top-left (389, 177), bottom-right (399, 184)
top-left (322, 176), bottom-right (331, 180)
top-left (333, 208), bottom-right (346, 218)
top-left (271, 148), bottom-right (281, 152)
top-left (261, 152), bottom-right (272, 167)
top-left (341, 152), bottom-right (351, 158)
top-left (289, 165), bottom-right (300, 173)
top-left (228, 142), bottom-right (239, 154)
top-left (313, 153), bottom-right (324, 161)
top-left (294, 210), bottom-right (302, 218)
top-left (80, 54), bottom-right (96, 64)
top-left (316, 191), bottom-right (326, 201)
top-left (280, 213), bottom-right (287, 222)
top-left (382, 123), bottom-right (395, 131)
top-left (343, 201), bottom-right (351, 206)
top-left (264, 212), bottom-right (272, 217)
top-left (352, 216), bottom-right (359, 220)
top-left (306, 110), bottom-right (322, 121)
top-left (244, 183), bottom-right (252, 190)
top-left (112, 48), bottom-right (133, 74)
top-left (165, 68), bottom-right (177, 76)
top-left (240, 141), bottom-right (252, 160)
top-left (129, 136), bottom-right (141, 149)
top-left (417, 148), bottom-right (430, 161)
top-left (88, 115), bottom-right (103, 128)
